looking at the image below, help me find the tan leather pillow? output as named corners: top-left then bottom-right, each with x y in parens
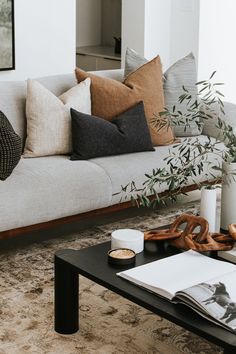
top-left (75, 56), bottom-right (175, 146)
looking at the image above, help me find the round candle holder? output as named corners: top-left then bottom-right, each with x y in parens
top-left (108, 248), bottom-right (136, 266)
top-left (111, 229), bottom-right (144, 253)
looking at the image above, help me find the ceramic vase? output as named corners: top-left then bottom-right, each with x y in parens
top-left (220, 162), bottom-right (236, 231)
top-left (200, 187), bottom-right (217, 232)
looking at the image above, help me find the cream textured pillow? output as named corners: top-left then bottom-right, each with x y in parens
top-left (23, 78), bottom-right (91, 157)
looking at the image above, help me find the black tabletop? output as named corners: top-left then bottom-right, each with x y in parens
top-left (56, 240), bottom-right (236, 350)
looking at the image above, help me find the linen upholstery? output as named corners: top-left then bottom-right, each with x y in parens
top-left (23, 78), bottom-right (91, 157)
top-left (202, 101), bottom-right (236, 139)
top-left (0, 156), bottom-right (111, 232)
top-left (0, 80), bottom-right (27, 142)
top-left (75, 56), bottom-right (175, 146)
top-left (0, 69), bottom-right (229, 234)
top-left (0, 135), bottom-right (223, 232)
top-left (92, 69), bottom-right (124, 81)
top-left (90, 135), bottom-right (223, 205)
top-left (0, 74), bottom-right (76, 145)
top-left (0, 71), bottom-right (123, 146)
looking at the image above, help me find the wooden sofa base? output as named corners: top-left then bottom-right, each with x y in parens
top-left (0, 181), bottom-right (218, 240)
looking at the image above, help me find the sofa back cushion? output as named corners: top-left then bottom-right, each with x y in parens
top-left (0, 74), bottom-right (76, 145)
top-left (0, 81), bottom-right (27, 143)
top-left (0, 70), bottom-right (124, 147)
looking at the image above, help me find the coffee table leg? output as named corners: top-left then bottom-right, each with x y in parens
top-left (224, 348), bottom-right (235, 354)
top-left (54, 251), bottom-right (79, 334)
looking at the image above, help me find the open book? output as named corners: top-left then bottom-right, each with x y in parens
top-left (117, 250), bottom-right (236, 332)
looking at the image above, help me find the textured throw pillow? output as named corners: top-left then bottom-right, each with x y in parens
top-left (0, 111), bottom-right (22, 181)
top-left (164, 53), bottom-right (201, 136)
top-left (70, 102), bottom-right (154, 160)
top-left (75, 56), bottom-right (175, 146)
top-left (23, 78), bottom-right (91, 157)
top-left (124, 50), bottom-right (201, 137)
top-left (124, 47), bottom-right (148, 77)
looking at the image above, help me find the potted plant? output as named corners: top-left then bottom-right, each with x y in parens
top-left (116, 73), bottom-right (236, 231)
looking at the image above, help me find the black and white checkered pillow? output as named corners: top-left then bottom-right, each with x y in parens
top-left (0, 111), bottom-right (22, 181)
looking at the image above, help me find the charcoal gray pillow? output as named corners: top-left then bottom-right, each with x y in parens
top-left (70, 101), bottom-right (154, 160)
top-left (124, 50), bottom-right (201, 137)
top-left (0, 111), bottom-right (22, 181)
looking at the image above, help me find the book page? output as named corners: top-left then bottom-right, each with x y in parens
top-left (117, 250), bottom-right (236, 300)
top-left (177, 270), bottom-right (236, 332)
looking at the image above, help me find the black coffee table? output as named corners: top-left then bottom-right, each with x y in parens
top-left (54, 240), bottom-right (236, 354)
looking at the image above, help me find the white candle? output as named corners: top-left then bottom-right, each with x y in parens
top-left (111, 229), bottom-right (144, 253)
top-left (200, 188), bottom-right (217, 232)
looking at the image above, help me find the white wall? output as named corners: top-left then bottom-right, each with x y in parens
top-left (198, 0), bottom-right (236, 103)
top-left (170, 0), bottom-right (199, 67)
top-left (144, 0), bottom-right (199, 70)
top-left (0, 0), bottom-right (76, 81)
top-left (122, 0), bottom-right (171, 69)
top-left (122, 0), bottom-right (199, 71)
top-left (144, 0), bottom-right (172, 70)
top-left (76, 0), bottom-right (101, 47)
top-left (121, 0), bottom-right (145, 64)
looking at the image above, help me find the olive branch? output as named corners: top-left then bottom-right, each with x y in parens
top-left (114, 72), bottom-right (236, 208)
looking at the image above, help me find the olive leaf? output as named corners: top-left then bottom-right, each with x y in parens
top-left (115, 72), bottom-right (236, 208)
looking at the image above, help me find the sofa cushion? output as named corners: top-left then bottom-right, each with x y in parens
top-left (0, 73), bottom-right (77, 145)
top-left (0, 81), bottom-right (27, 143)
top-left (90, 135), bottom-right (223, 205)
top-left (0, 71), bottom-right (123, 147)
top-left (0, 155), bottom-right (112, 232)
top-left (70, 102), bottom-right (154, 160)
top-left (91, 69), bottom-right (124, 82)
top-left (0, 111), bottom-right (22, 181)
top-left (23, 78), bottom-right (91, 157)
top-left (202, 101), bottom-right (236, 139)
top-left (75, 56), bottom-right (175, 146)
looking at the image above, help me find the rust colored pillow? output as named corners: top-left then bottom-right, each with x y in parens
top-left (75, 56), bottom-right (175, 146)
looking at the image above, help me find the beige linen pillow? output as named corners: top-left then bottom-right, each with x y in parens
top-left (75, 56), bottom-right (175, 146)
top-left (23, 78), bottom-right (91, 157)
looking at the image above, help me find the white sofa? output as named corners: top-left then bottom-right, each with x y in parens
top-left (0, 69), bottom-right (234, 236)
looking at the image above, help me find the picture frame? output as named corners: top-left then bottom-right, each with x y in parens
top-left (0, 0), bottom-right (15, 71)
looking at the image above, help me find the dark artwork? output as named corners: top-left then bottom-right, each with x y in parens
top-left (0, 0), bottom-right (14, 70)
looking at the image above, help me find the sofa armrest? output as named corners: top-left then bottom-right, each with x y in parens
top-left (202, 101), bottom-right (236, 140)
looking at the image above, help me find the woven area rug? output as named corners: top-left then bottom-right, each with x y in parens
top-left (0, 201), bottom-right (223, 354)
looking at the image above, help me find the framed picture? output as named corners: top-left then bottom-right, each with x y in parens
top-left (0, 0), bottom-right (15, 71)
